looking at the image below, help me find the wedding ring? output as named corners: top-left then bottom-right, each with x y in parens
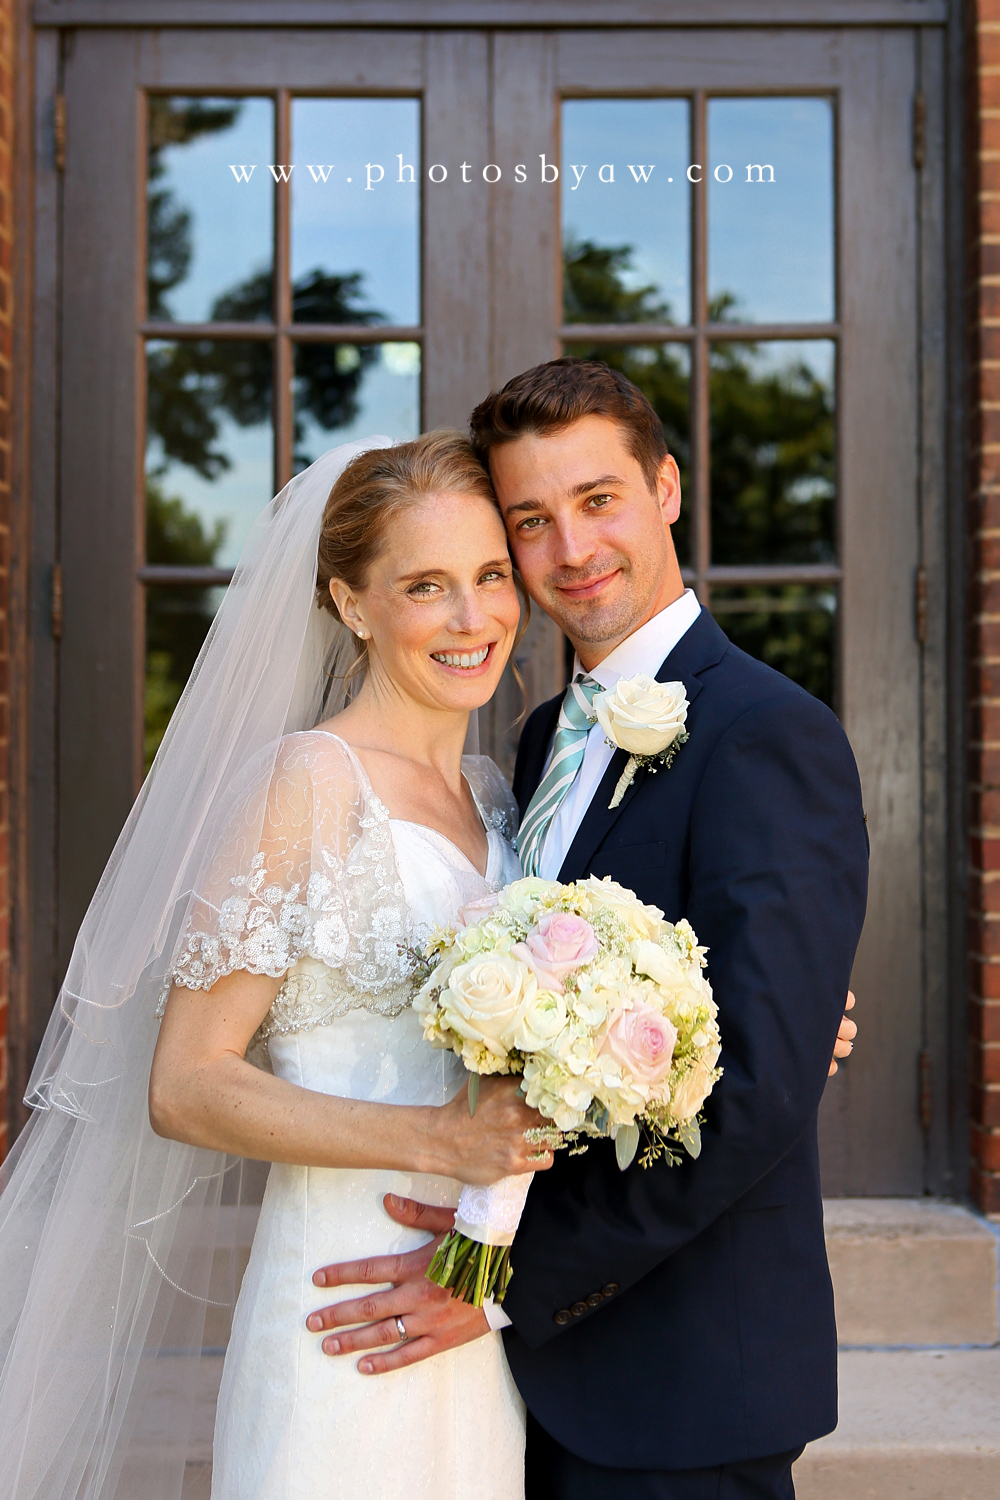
top-left (395, 1316), bottom-right (407, 1341)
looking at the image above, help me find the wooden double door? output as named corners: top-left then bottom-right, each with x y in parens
top-left (23, 8), bottom-right (953, 1197)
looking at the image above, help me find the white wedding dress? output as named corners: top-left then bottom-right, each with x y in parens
top-left (175, 732), bottom-right (525, 1500)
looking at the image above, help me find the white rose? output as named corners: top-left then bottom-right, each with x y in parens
top-left (631, 938), bottom-right (686, 992)
top-left (440, 955), bottom-right (537, 1058)
top-left (513, 990), bottom-right (570, 1053)
top-left (577, 875), bottom-right (664, 941)
top-left (498, 876), bottom-right (562, 921)
top-left (594, 675), bottom-right (689, 756)
top-left (670, 1046), bottom-right (721, 1124)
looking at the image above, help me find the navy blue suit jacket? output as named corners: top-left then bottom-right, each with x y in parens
top-left (501, 610), bottom-right (869, 1472)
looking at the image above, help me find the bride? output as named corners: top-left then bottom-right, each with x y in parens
top-left (0, 432), bottom-right (543, 1500)
top-left (150, 431), bottom-right (539, 1498)
top-left (0, 430), bottom-right (855, 1500)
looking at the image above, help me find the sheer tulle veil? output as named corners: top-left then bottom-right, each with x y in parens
top-left (0, 437), bottom-right (392, 1499)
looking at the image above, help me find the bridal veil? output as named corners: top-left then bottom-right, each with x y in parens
top-left (0, 437), bottom-right (392, 1499)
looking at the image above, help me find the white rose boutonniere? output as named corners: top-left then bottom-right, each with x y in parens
top-left (594, 674), bottom-right (690, 808)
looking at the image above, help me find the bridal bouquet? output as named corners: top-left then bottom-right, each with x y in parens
top-left (412, 875), bottom-right (721, 1306)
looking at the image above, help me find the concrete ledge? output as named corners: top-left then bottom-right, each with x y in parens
top-left (824, 1199), bottom-right (999, 1346)
top-left (795, 1349), bottom-right (1000, 1500)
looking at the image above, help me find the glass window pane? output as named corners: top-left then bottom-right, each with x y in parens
top-left (145, 475), bottom-right (229, 768)
top-left (145, 580), bottom-right (225, 772)
top-left (147, 97), bottom-right (274, 323)
top-left (292, 341), bottom-right (420, 471)
top-left (145, 339), bottom-right (274, 568)
top-left (711, 585), bottom-right (836, 706)
top-left (709, 340), bottom-right (835, 567)
top-left (564, 343), bottom-right (691, 566)
top-left (561, 100), bottom-right (690, 325)
top-left (708, 97), bottom-right (834, 324)
top-left (291, 99), bottom-right (420, 327)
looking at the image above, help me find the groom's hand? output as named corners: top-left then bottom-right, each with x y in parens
top-left (306, 1195), bottom-right (491, 1374)
top-left (829, 990), bottom-right (858, 1075)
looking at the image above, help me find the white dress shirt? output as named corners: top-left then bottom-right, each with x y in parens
top-left (537, 590), bottom-right (702, 880)
top-left (481, 590), bottom-right (702, 1334)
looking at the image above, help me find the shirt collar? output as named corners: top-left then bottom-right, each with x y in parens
top-left (575, 589), bottom-right (703, 690)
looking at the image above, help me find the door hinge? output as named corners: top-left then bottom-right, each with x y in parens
top-left (915, 563), bottom-right (928, 646)
top-left (51, 562), bottom-right (63, 641)
top-left (918, 1048), bottom-right (932, 1133)
top-left (913, 91), bottom-right (926, 171)
top-left (53, 93), bottom-right (66, 173)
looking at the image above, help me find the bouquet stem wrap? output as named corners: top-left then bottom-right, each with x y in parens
top-left (426, 1173), bottom-right (533, 1306)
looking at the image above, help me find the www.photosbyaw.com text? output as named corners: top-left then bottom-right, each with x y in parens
top-left (226, 154), bottom-right (776, 189)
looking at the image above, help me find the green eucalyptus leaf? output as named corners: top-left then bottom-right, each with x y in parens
top-left (678, 1119), bottom-right (702, 1159)
top-left (615, 1123), bottom-right (640, 1171)
top-left (468, 1073), bottom-right (480, 1117)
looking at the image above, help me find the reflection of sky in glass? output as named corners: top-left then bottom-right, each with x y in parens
top-left (147, 418), bottom-right (273, 568)
top-left (293, 344), bottom-right (421, 473)
top-left (708, 98), bottom-right (834, 324)
top-left (720, 337), bottom-right (834, 387)
top-left (149, 98), bottom-right (274, 323)
top-left (292, 99), bottom-right (420, 326)
top-left (561, 100), bottom-right (690, 323)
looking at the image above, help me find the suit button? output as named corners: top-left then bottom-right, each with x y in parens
top-left (586, 1292), bottom-right (604, 1308)
top-left (570, 1301), bottom-right (588, 1318)
top-left (602, 1283), bottom-right (619, 1297)
top-left (553, 1309), bottom-right (572, 1326)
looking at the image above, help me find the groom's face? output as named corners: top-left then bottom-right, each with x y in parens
top-left (492, 415), bottom-right (682, 666)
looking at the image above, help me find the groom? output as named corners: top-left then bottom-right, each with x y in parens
top-left (310, 359), bottom-right (869, 1498)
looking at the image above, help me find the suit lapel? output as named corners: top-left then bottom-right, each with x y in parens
top-left (557, 609), bottom-right (730, 882)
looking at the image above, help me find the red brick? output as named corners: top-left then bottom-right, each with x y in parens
top-left (971, 999), bottom-right (1000, 1041)
top-left (970, 1163), bottom-right (1000, 1215)
top-left (972, 1124), bottom-right (1000, 1171)
top-left (972, 1041), bottom-right (1000, 1085)
top-left (979, 114), bottom-right (1000, 155)
top-left (972, 1086), bottom-right (1000, 1128)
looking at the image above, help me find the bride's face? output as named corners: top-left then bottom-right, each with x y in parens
top-left (336, 490), bottom-right (521, 713)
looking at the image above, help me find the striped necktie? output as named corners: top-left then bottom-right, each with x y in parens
top-left (518, 673), bottom-right (601, 878)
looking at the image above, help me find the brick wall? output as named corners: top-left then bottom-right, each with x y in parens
top-left (0, 0), bottom-right (11, 1164)
top-left (969, 0), bottom-right (1000, 1216)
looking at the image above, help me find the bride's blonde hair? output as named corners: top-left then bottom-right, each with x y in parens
top-left (316, 429), bottom-right (530, 681)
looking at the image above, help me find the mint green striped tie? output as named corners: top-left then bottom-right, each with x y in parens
top-left (518, 674), bottom-right (600, 877)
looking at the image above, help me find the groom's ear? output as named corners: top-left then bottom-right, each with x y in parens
top-left (656, 454), bottom-right (682, 528)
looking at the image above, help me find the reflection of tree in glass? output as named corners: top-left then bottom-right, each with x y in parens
top-left (713, 587), bottom-right (835, 707)
top-left (563, 240), bottom-right (690, 561)
top-left (144, 478), bottom-right (226, 771)
top-left (147, 271), bottom-right (384, 480)
top-left (709, 335), bottom-right (835, 566)
top-left (147, 268), bottom-right (383, 479)
top-left (147, 98), bottom-right (385, 477)
top-left (148, 97), bottom-right (246, 320)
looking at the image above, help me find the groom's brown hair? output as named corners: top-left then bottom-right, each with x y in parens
top-left (469, 357), bottom-right (669, 492)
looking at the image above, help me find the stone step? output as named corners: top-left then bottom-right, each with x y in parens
top-left (795, 1348), bottom-right (1000, 1500)
top-left (824, 1198), bottom-right (999, 1347)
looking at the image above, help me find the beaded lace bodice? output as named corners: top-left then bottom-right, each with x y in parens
top-left (164, 731), bottom-right (519, 1058)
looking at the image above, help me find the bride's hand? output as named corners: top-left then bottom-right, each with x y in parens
top-left (426, 1076), bottom-right (553, 1184)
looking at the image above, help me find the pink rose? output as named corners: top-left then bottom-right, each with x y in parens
top-left (457, 893), bottom-right (500, 927)
top-left (599, 1001), bottom-right (677, 1088)
top-left (511, 912), bottom-right (599, 992)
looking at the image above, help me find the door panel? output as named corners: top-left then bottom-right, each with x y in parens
top-left (50, 23), bottom-right (940, 1195)
top-left (553, 27), bottom-right (928, 1193)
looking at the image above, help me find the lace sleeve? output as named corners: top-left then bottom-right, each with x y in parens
top-left (167, 732), bottom-right (412, 1002)
top-left (461, 754), bottom-right (520, 849)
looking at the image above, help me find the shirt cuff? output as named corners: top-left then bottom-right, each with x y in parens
top-left (482, 1296), bottom-right (512, 1331)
